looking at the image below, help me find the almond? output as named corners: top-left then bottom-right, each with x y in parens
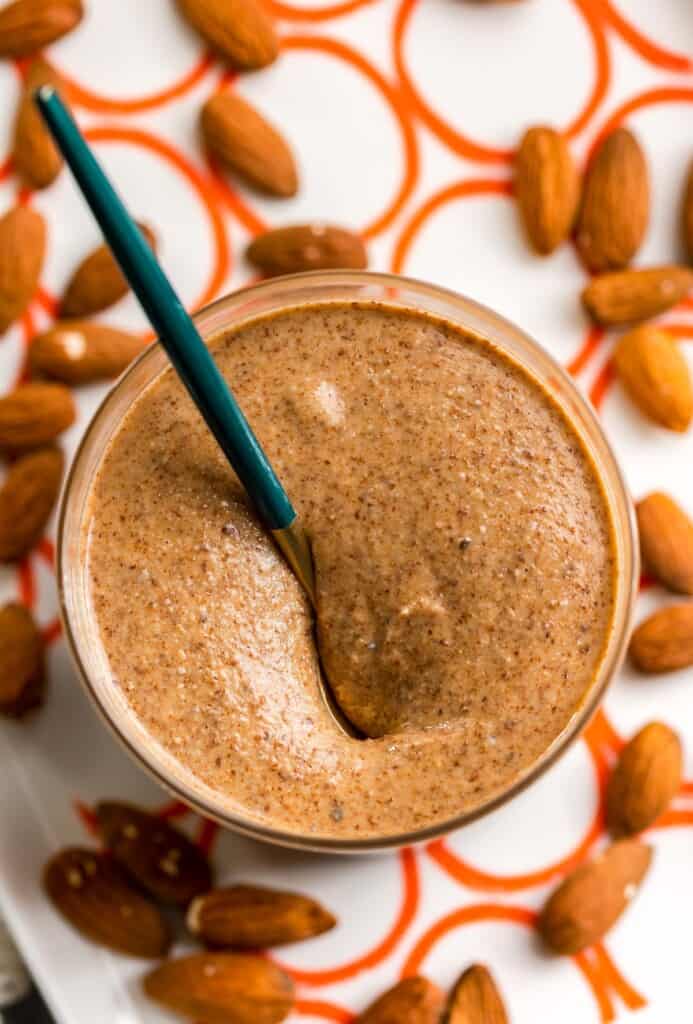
top-left (606, 722), bottom-right (682, 836)
top-left (143, 952), bottom-right (294, 1024)
top-left (0, 446), bottom-right (62, 561)
top-left (61, 223), bottom-right (157, 317)
top-left (538, 839), bottom-right (652, 954)
top-left (636, 492), bottom-right (693, 594)
top-left (96, 801), bottom-right (212, 907)
top-left (247, 224), bottom-right (367, 277)
top-left (582, 266), bottom-right (693, 327)
top-left (201, 91), bottom-right (298, 198)
top-left (12, 58), bottom-right (65, 189)
top-left (356, 977), bottom-right (445, 1024)
top-left (0, 383), bottom-right (75, 452)
top-left (0, 205), bottom-right (46, 334)
top-left (187, 884), bottom-right (336, 948)
top-left (613, 326), bottom-right (693, 432)
top-left (176, 0), bottom-right (277, 70)
top-left (630, 603), bottom-right (693, 673)
top-left (682, 158), bottom-right (693, 264)
top-left (446, 965), bottom-right (508, 1024)
top-left (577, 128), bottom-right (649, 272)
top-left (30, 322), bottom-right (146, 385)
top-left (514, 125), bottom-right (579, 255)
top-left (44, 847), bottom-right (171, 958)
top-left (0, 602), bottom-right (45, 717)
top-left (0, 0), bottom-right (82, 58)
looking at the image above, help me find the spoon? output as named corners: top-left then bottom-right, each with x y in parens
top-left (35, 86), bottom-right (357, 739)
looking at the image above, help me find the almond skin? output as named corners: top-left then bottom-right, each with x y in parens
top-left (636, 492), bottom-right (693, 595)
top-left (143, 952), bottom-right (294, 1024)
top-left (606, 722), bottom-right (682, 836)
top-left (0, 446), bottom-right (63, 561)
top-left (0, 205), bottom-right (46, 334)
top-left (61, 224), bottom-right (157, 317)
top-left (447, 965), bottom-right (508, 1024)
top-left (538, 839), bottom-right (652, 954)
top-left (247, 224), bottom-right (367, 277)
top-left (577, 128), bottom-right (649, 272)
top-left (201, 91), bottom-right (298, 198)
top-left (682, 158), bottom-right (693, 264)
top-left (0, 0), bottom-right (83, 58)
top-left (515, 125), bottom-right (579, 255)
top-left (44, 848), bottom-right (172, 958)
top-left (187, 884), bottom-right (336, 948)
top-left (96, 801), bottom-right (213, 907)
top-left (630, 604), bottom-right (693, 673)
top-left (30, 322), bottom-right (146, 385)
top-left (12, 58), bottom-right (65, 189)
top-left (0, 383), bottom-right (75, 452)
top-left (613, 326), bottom-right (693, 432)
top-left (582, 266), bottom-right (693, 327)
top-left (176, 0), bottom-right (278, 70)
top-left (356, 977), bottom-right (445, 1024)
top-left (0, 602), bottom-right (45, 717)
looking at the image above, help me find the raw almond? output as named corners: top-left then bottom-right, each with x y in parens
top-left (201, 91), bottom-right (298, 198)
top-left (247, 223), bottom-right (367, 277)
top-left (96, 801), bottom-right (212, 907)
top-left (0, 446), bottom-right (63, 561)
top-left (0, 602), bottom-right (45, 717)
top-left (0, 383), bottom-right (75, 452)
top-left (630, 603), bottom-right (693, 673)
top-left (0, 0), bottom-right (82, 57)
top-left (12, 58), bottom-right (65, 189)
top-left (577, 128), bottom-right (649, 272)
top-left (30, 322), bottom-right (146, 385)
top-left (0, 205), bottom-right (46, 334)
top-left (446, 965), bottom-right (508, 1024)
top-left (514, 125), bottom-right (579, 255)
top-left (176, 0), bottom-right (277, 70)
top-left (613, 325), bottom-right (693, 432)
top-left (636, 492), bottom-right (693, 594)
top-left (44, 847), bottom-right (171, 958)
top-left (187, 884), bottom-right (336, 948)
top-left (582, 266), bottom-right (693, 326)
top-left (538, 839), bottom-right (652, 954)
top-left (143, 952), bottom-right (294, 1024)
top-left (356, 976), bottom-right (445, 1024)
top-left (606, 722), bottom-right (682, 836)
top-left (61, 223), bottom-right (157, 317)
top-left (682, 158), bottom-right (693, 264)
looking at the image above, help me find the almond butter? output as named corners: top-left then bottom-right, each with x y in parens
top-left (201, 91), bottom-right (298, 198)
top-left (0, 205), bottom-right (46, 334)
top-left (12, 58), bottom-right (65, 189)
top-left (0, 383), bottom-right (75, 452)
top-left (0, 0), bottom-right (82, 58)
top-left (61, 223), bottom-right (157, 317)
top-left (187, 884), bottom-right (336, 948)
top-left (538, 839), bottom-right (652, 954)
top-left (0, 446), bottom-right (62, 561)
top-left (176, 0), bottom-right (278, 70)
top-left (577, 128), bottom-right (649, 272)
top-left (247, 224), bottom-right (367, 277)
top-left (356, 977), bottom-right (445, 1024)
top-left (613, 325), bottom-right (693, 432)
top-left (582, 266), bottom-right (693, 326)
top-left (446, 965), bottom-right (508, 1024)
top-left (96, 801), bottom-right (212, 907)
top-left (0, 602), bottom-right (45, 717)
top-left (30, 322), bottom-right (146, 385)
top-left (143, 952), bottom-right (294, 1024)
top-left (514, 125), bottom-right (579, 255)
top-left (682, 158), bottom-right (693, 264)
top-left (44, 847), bottom-right (172, 958)
top-left (630, 603), bottom-right (693, 673)
top-left (636, 492), bottom-right (693, 594)
top-left (606, 722), bottom-right (682, 836)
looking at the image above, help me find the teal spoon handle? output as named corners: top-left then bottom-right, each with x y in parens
top-left (35, 87), bottom-right (296, 533)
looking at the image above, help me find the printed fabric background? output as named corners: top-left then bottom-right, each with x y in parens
top-left (0, 1), bottom-right (692, 1021)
